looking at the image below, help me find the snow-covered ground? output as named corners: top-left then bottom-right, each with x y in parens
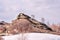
top-left (2, 33), bottom-right (60, 40)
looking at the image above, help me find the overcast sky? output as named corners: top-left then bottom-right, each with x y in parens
top-left (0, 0), bottom-right (60, 24)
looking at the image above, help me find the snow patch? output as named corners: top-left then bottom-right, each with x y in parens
top-left (2, 33), bottom-right (60, 40)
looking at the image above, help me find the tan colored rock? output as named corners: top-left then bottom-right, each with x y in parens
top-left (0, 13), bottom-right (59, 36)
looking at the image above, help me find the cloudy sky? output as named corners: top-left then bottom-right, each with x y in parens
top-left (0, 0), bottom-right (60, 24)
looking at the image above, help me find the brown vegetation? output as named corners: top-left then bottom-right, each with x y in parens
top-left (0, 13), bottom-right (60, 36)
top-left (50, 24), bottom-right (60, 33)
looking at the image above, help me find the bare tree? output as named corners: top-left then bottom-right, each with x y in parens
top-left (17, 33), bottom-right (28, 40)
top-left (41, 18), bottom-right (45, 23)
top-left (31, 15), bottom-right (35, 19)
top-left (47, 21), bottom-right (50, 26)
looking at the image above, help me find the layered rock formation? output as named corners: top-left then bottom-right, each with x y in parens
top-left (0, 13), bottom-right (60, 36)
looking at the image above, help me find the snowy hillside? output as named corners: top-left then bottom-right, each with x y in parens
top-left (2, 33), bottom-right (60, 40)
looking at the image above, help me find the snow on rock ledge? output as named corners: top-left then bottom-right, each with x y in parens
top-left (1, 33), bottom-right (60, 40)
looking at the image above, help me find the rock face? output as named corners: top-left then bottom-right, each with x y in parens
top-left (0, 13), bottom-right (59, 36)
top-left (11, 13), bottom-right (53, 33)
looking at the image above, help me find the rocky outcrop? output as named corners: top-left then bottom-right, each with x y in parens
top-left (0, 13), bottom-right (59, 36)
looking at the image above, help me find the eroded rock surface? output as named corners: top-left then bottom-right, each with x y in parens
top-left (0, 13), bottom-right (59, 36)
